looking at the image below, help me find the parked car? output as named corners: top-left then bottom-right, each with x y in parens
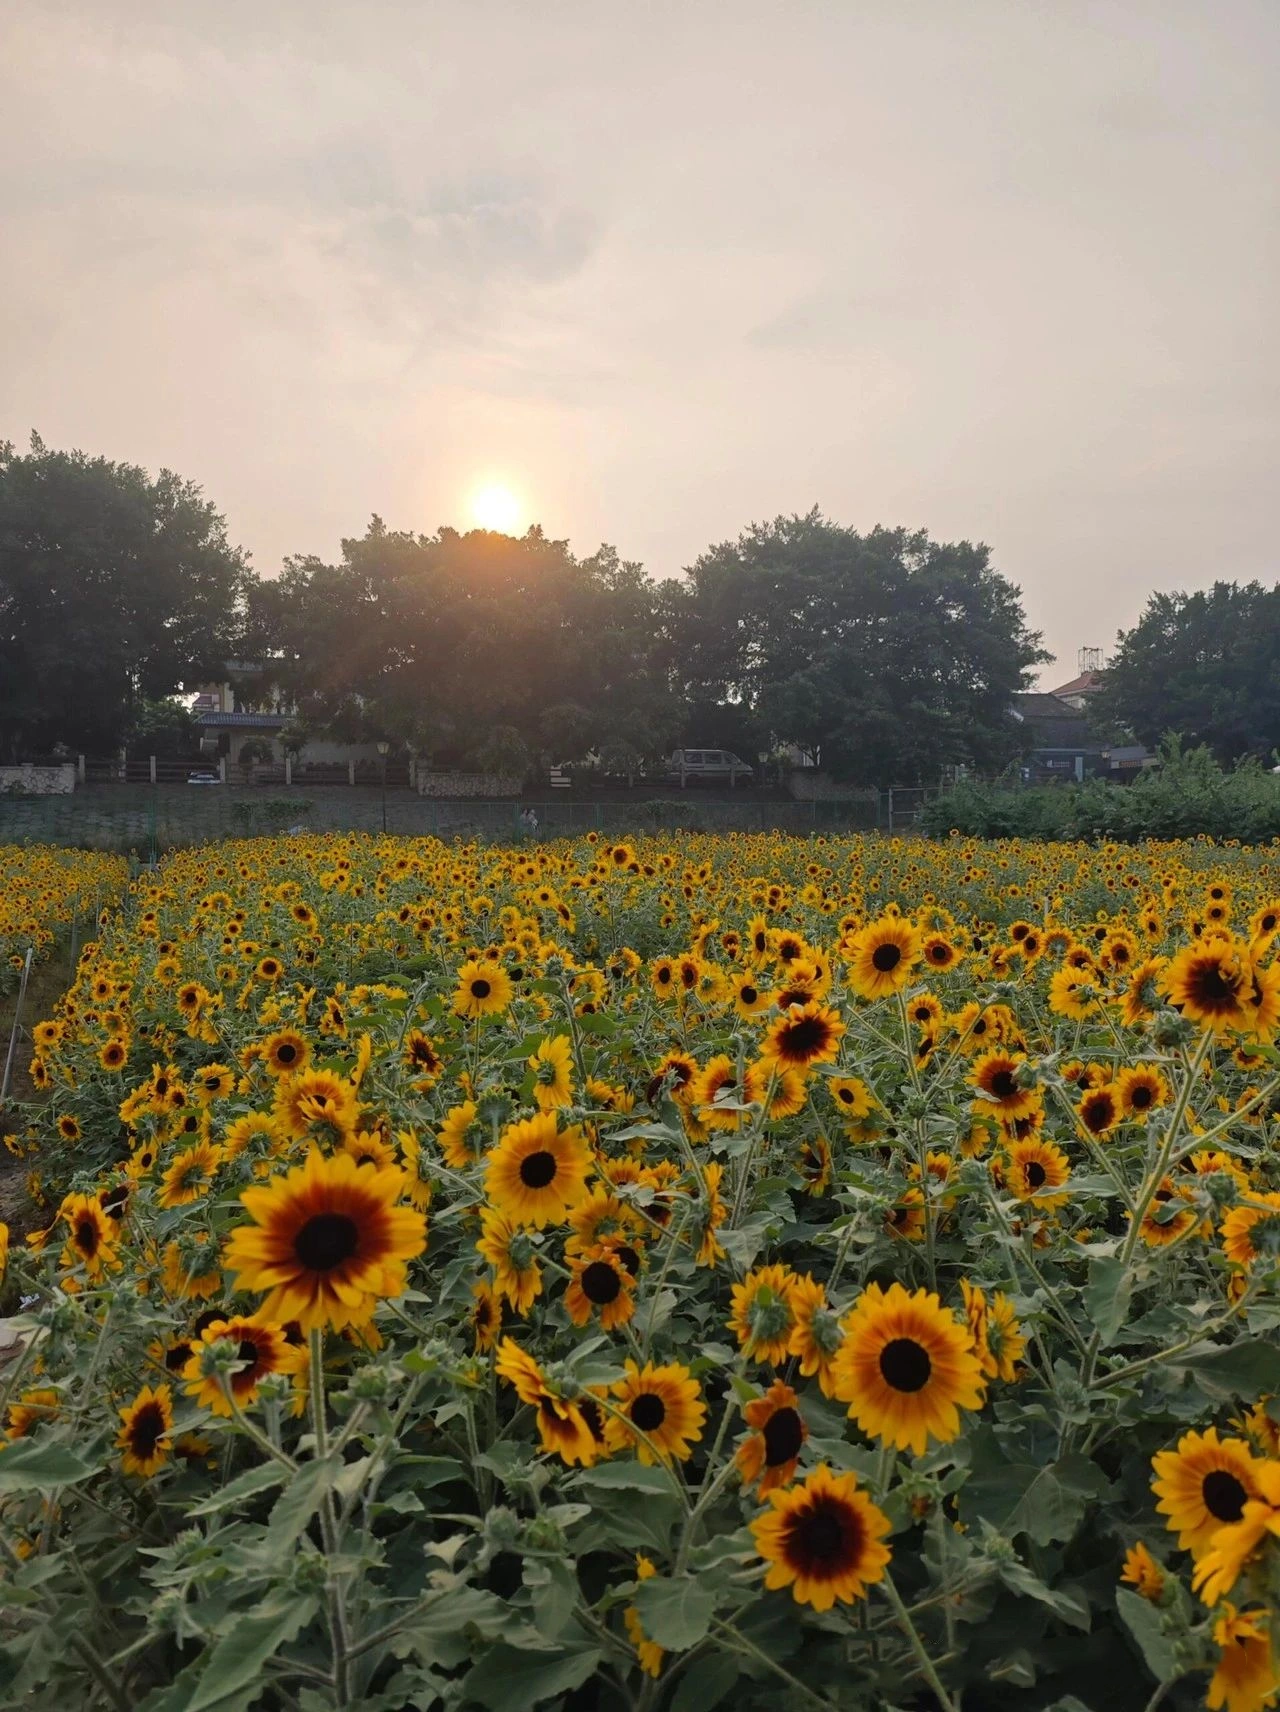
top-left (186, 770), bottom-right (222, 786)
top-left (666, 748), bottom-right (755, 785)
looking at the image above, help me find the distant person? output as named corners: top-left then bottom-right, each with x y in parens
top-left (520, 807), bottom-right (540, 839)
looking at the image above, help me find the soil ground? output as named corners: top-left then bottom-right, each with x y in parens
top-left (0, 956), bottom-right (68, 1237)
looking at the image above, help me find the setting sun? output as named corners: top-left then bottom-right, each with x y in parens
top-left (469, 481), bottom-right (524, 534)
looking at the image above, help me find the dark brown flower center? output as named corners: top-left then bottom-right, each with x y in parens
top-left (580, 1260), bottom-right (622, 1304)
top-left (630, 1392), bottom-right (666, 1432)
top-left (879, 1337), bottom-right (932, 1393)
top-left (519, 1150), bottom-right (558, 1189)
top-left (470, 978), bottom-right (491, 999)
top-left (763, 1406), bottom-right (804, 1466)
top-left (989, 1069), bottom-right (1017, 1099)
top-left (779, 1017), bottom-right (828, 1058)
top-left (276, 1042), bottom-right (298, 1065)
top-left (784, 1495), bottom-right (861, 1571)
top-left (871, 943), bottom-right (901, 973)
top-left (1202, 1470), bottom-right (1248, 1522)
top-left (294, 1212), bottom-right (360, 1271)
top-left (75, 1217), bottom-right (100, 1256)
top-left (1025, 1161), bottom-right (1047, 1189)
top-left (128, 1401), bottom-right (167, 1459)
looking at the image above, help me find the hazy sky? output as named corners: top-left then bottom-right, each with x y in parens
top-left (3, 2), bottom-right (1277, 681)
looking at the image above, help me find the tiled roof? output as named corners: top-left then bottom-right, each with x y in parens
top-left (1050, 671), bottom-right (1105, 697)
top-left (1011, 694), bottom-right (1099, 750)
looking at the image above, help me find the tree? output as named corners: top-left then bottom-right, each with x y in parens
top-left (124, 697), bottom-right (200, 760)
top-left (264, 522), bottom-right (683, 772)
top-left (669, 511), bottom-right (1045, 787)
top-left (1098, 583), bottom-right (1280, 762)
top-left (0, 436), bottom-right (250, 758)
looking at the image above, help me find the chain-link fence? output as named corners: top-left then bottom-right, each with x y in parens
top-left (0, 785), bottom-right (939, 853)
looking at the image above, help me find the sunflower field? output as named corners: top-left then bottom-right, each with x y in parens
top-left (0, 843), bottom-right (128, 996)
top-left (2, 830), bottom-right (1280, 1712)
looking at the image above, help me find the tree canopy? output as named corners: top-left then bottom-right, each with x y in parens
top-left (1099, 583), bottom-right (1280, 763)
top-left (0, 438), bottom-right (1053, 787)
top-left (670, 511), bottom-right (1046, 786)
top-left (0, 436), bottom-right (248, 758)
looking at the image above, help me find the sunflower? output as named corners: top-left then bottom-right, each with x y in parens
top-left (1115, 1064), bottom-right (1169, 1119)
top-left (116, 1383), bottom-right (174, 1477)
top-left (159, 1139), bottom-right (222, 1208)
top-left (736, 1380), bottom-right (808, 1494)
top-left (528, 1035), bottom-right (574, 1111)
top-left (1221, 1191), bottom-right (1280, 1269)
top-left (1119, 1542), bottom-right (1166, 1603)
top-left (731, 970), bottom-right (775, 1018)
top-left (476, 1206), bottom-right (543, 1312)
top-left (452, 958), bottom-right (513, 1020)
top-left (470, 1278), bottom-right (501, 1352)
top-left (182, 1316), bottom-right (299, 1415)
top-left (843, 917), bottom-right (922, 1001)
top-left (1004, 1136), bottom-right (1071, 1210)
top-left (161, 1233), bottom-right (223, 1300)
top-left (623, 1556), bottom-right (664, 1678)
top-left (564, 1246), bottom-right (636, 1330)
top-left (1121, 957), bottom-right (1167, 1028)
top-left (1206, 1605), bottom-right (1279, 1712)
top-left (969, 1050), bottom-right (1039, 1121)
top-left (223, 1148), bottom-right (426, 1331)
top-left (272, 1068), bottom-right (360, 1144)
top-left (402, 1030), bottom-right (443, 1086)
top-left (485, 1113), bottom-right (591, 1228)
top-left (785, 1274), bottom-right (843, 1397)
top-left (750, 1463), bottom-right (892, 1611)
top-left (744, 1057), bottom-right (808, 1120)
top-left (495, 1339), bottom-right (599, 1465)
top-left (832, 1281), bottom-right (986, 1455)
top-left (191, 1064), bottom-right (235, 1104)
top-left (606, 1360), bottom-right (706, 1464)
top-left (921, 933), bottom-right (961, 973)
top-left (7, 1387), bottom-right (60, 1439)
top-left (828, 1075), bottom-right (874, 1123)
top-left (1077, 1084), bottom-right (1121, 1137)
top-left (1161, 938), bottom-right (1254, 1034)
top-left (759, 1001), bottom-right (845, 1072)
top-left (58, 1194), bottom-right (120, 1281)
top-left (729, 1264), bottom-right (799, 1364)
top-left (1151, 1428), bottom-right (1263, 1556)
top-left (98, 1037), bottom-right (129, 1072)
top-left (222, 1111), bottom-right (277, 1162)
top-left (1135, 1177), bottom-right (1199, 1247)
top-left (688, 1055), bottom-right (752, 1131)
top-left (438, 1099), bottom-right (485, 1168)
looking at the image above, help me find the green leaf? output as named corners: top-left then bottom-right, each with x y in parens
top-left (632, 1574), bottom-right (717, 1652)
top-left (965, 1453), bottom-right (1108, 1545)
top-left (1169, 1339), bottom-right (1280, 1401)
top-left (0, 1439), bottom-right (101, 1493)
top-left (463, 1640), bottom-right (601, 1710)
top-left (264, 1456), bottom-right (340, 1553)
top-left (995, 1558), bottom-right (1091, 1630)
top-left (1085, 1256), bottom-right (1133, 1349)
top-left (574, 1461), bottom-right (677, 1496)
top-left (187, 1461), bottom-right (288, 1515)
top-left (576, 1012), bottom-right (618, 1036)
top-left (671, 1652), bottom-right (739, 1712)
top-left (1116, 1587), bottom-right (1177, 1682)
top-left (139, 1593), bottom-right (318, 1712)
top-left (524, 1558), bottom-right (578, 1639)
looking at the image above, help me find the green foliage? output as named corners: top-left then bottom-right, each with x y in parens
top-left (923, 743), bottom-right (1280, 841)
top-left (0, 435), bottom-right (249, 759)
top-left (669, 511), bottom-right (1047, 787)
top-left (1100, 581), bottom-right (1280, 762)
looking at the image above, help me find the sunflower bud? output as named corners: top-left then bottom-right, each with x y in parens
top-left (1150, 1009), bottom-right (1195, 1048)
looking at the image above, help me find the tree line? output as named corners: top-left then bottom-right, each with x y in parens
top-left (2, 435), bottom-right (1273, 786)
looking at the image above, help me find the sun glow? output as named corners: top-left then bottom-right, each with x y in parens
top-left (469, 482), bottom-right (524, 534)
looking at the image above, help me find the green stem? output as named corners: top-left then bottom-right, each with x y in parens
top-left (879, 1570), bottom-right (958, 1712)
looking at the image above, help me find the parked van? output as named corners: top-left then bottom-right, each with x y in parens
top-left (666, 748), bottom-right (754, 785)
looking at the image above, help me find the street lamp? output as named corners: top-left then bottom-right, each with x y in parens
top-left (377, 741), bottom-right (391, 834)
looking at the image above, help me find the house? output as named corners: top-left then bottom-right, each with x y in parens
top-left (190, 673), bottom-right (385, 774)
top-left (1010, 693), bottom-right (1103, 783)
top-left (1049, 668), bottom-right (1107, 712)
